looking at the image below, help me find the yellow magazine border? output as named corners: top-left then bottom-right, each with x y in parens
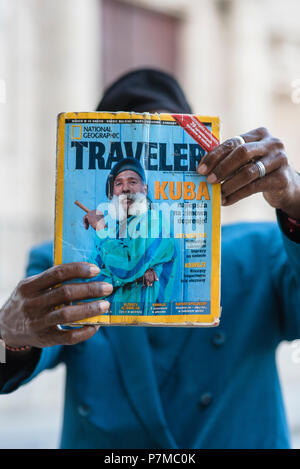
top-left (54, 113), bottom-right (66, 266)
top-left (72, 314), bottom-right (219, 326)
top-left (55, 112), bottom-right (221, 326)
top-left (200, 116), bottom-right (221, 322)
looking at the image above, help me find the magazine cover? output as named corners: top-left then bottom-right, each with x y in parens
top-left (55, 112), bottom-right (221, 326)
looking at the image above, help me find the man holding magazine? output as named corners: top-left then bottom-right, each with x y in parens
top-left (1, 69), bottom-right (300, 449)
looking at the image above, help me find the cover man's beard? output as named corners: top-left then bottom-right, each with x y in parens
top-left (108, 192), bottom-right (148, 221)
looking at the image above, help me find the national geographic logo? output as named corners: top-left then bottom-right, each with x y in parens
top-left (0, 339), bottom-right (6, 363)
top-left (71, 125), bottom-right (81, 139)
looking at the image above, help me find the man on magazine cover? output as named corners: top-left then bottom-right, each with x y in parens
top-left (1, 68), bottom-right (300, 450)
top-left (82, 157), bottom-right (178, 312)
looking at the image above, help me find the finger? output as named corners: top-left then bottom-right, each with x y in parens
top-left (239, 126), bottom-right (269, 143)
top-left (28, 281), bottom-right (113, 311)
top-left (207, 136), bottom-right (285, 184)
top-left (206, 141), bottom-right (270, 184)
top-left (197, 127), bottom-right (269, 176)
top-left (222, 170), bottom-right (280, 206)
top-left (22, 263), bottom-right (101, 294)
top-left (197, 138), bottom-right (243, 175)
top-left (52, 325), bottom-right (100, 346)
top-left (221, 151), bottom-right (283, 198)
top-left (154, 271), bottom-right (159, 281)
top-left (34, 300), bottom-right (110, 329)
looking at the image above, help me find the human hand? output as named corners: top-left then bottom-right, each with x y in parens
top-left (0, 263), bottom-right (113, 348)
top-left (143, 268), bottom-right (158, 287)
top-left (197, 127), bottom-right (300, 219)
top-left (83, 210), bottom-right (106, 230)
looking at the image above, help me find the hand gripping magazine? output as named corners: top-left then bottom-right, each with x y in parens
top-left (55, 112), bottom-right (221, 326)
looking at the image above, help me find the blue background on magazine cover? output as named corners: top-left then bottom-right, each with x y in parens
top-left (62, 119), bottom-right (213, 314)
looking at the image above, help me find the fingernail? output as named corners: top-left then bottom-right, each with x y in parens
top-left (100, 300), bottom-right (110, 310)
top-left (207, 173), bottom-right (217, 184)
top-left (198, 164), bottom-right (208, 175)
top-left (90, 265), bottom-right (100, 275)
top-left (103, 284), bottom-right (113, 295)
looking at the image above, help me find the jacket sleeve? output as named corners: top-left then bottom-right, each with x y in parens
top-left (270, 211), bottom-right (300, 341)
top-left (0, 242), bottom-right (64, 394)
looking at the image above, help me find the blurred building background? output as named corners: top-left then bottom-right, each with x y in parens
top-left (0, 0), bottom-right (300, 448)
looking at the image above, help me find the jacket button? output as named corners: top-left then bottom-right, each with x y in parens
top-left (199, 392), bottom-right (212, 408)
top-left (78, 404), bottom-right (90, 417)
top-left (211, 331), bottom-right (226, 347)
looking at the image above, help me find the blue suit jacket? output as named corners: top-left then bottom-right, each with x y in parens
top-left (2, 219), bottom-right (300, 449)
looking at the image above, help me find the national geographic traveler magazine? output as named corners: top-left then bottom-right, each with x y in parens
top-left (55, 112), bottom-right (221, 326)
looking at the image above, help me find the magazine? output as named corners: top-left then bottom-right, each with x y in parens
top-left (55, 112), bottom-right (221, 326)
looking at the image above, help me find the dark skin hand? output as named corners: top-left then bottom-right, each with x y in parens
top-left (0, 263), bottom-right (113, 348)
top-left (198, 127), bottom-right (300, 219)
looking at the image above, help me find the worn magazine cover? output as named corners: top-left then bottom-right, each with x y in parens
top-left (55, 112), bottom-right (221, 326)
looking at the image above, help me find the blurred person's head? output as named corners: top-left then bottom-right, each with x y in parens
top-left (96, 68), bottom-right (192, 114)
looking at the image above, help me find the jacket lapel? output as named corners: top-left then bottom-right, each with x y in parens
top-left (105, 326), bottom-right (178, 449)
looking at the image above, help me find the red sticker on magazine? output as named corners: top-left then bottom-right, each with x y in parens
top-left (172, 114), bottom-right (219, 152)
